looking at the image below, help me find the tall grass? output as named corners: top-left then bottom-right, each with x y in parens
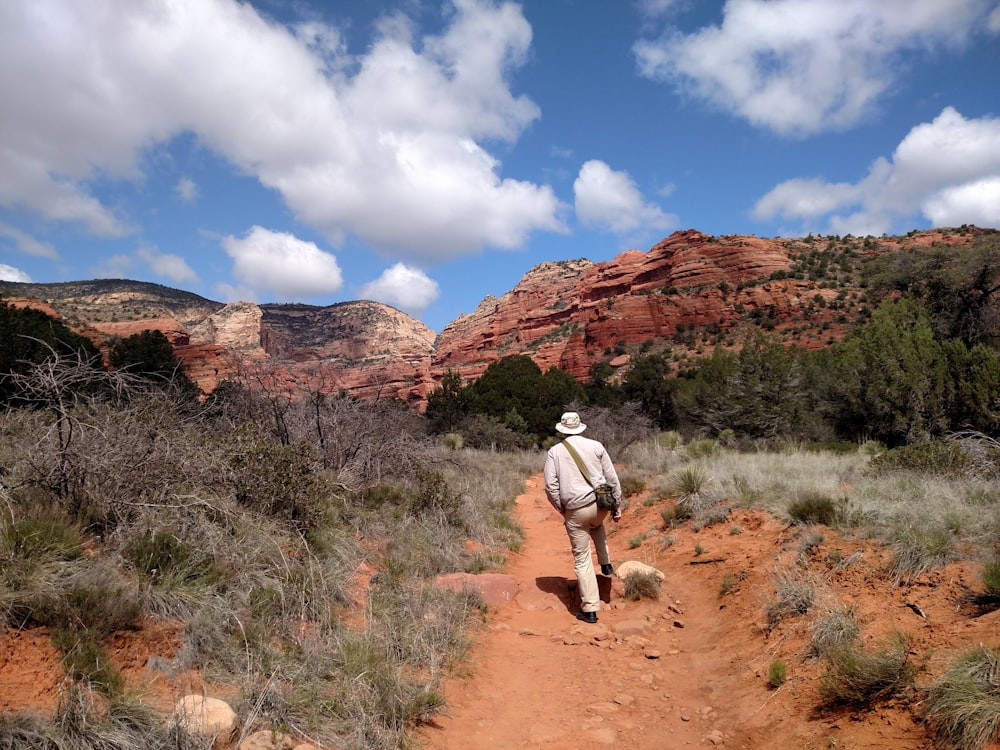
top-left (0, 380), bottom-right (538, 750)
top-left (925, 645), bottom-right (1000, 750)
top-left (664, 444), bottom-right (1000, 581)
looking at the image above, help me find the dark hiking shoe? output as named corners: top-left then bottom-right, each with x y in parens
top-left (576, 611), bottom-right (598, 624)
top-left (601, 563), bottom-right (614, 576)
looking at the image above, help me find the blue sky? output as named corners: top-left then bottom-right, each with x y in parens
top-left (1, 0), bottom-right (999, 332)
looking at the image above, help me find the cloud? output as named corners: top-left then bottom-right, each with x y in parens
top-left (0, 0), bottom-right (564, 260)
top-left (0, 264), bottom-right (31, 283)
top-left (634, 0), bottom-right (995, 136)
top-left (574, 160), bottom-right (678, 236)
top-left (636, 0), bottom-right (685, 18)
top-left (93, 254), bottom-right (135, 279)
top-left (923, 177), bottom-right (1000, 228)
top-left (221, 226), bottom-right (343, 300)
top-left (0, 223), bottom-right (58, 259)
top-left (136, 245), bottom-right (199, 283)
top-left (175, 178), bottom-right (198, 203)
top-left (753, 107), bottom-right (1000, 234)
top-left (358, 263), bottom-right (440, 314)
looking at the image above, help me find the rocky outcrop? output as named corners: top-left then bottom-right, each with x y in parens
top-left (1, 228), bottom-right (991, 404)
top-left (434, 230), bottom-right (808, 382)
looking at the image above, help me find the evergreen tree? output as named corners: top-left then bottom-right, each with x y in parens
top-left (864, 232), bottom-right (1000, 348)
top-left (584, 360), bottom-right (625, 407)
top-left (424, 369), bottom-right (468, 434)
top-left (109, 329), bottom-right (198, 396)
top-left (828, 298), bottom-right (950, 444)
top-left (0, 300), bottom-right (101, 404)
top-left (675, 332), bottom-right (804, 440)
top-left (463, 355), bottom-right (583, 440)
top-left (621, 353), bottom-right (676, 429)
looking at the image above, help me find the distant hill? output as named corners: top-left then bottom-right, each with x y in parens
top-left (2, 226), bottom-right (993, 403)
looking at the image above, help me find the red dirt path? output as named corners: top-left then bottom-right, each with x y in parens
top-left (417, 473), bottom-right (1000, 750)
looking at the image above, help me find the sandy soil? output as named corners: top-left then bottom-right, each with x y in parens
top-left (416, 474), bottom-right (1000, 750)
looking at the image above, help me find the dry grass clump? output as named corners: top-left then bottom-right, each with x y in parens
top-left (818, 633), bottom-right (915, 706)
top-left (886, 523), bottom-right (956, 585)
top-left (810, 604), bottom-right (861, 657)
top-left (925, 645), bottom-right (1000, 750)
top-left (623, 571), bottom-right (661, 601)
top-left (0, 685), bottom-right (186, 750)
top-left (981, 556), bottom-right (1000, 598)
top-left (766, 568), bottom-right (816, 628)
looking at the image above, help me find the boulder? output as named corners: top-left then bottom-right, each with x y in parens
top-left (616, 560), bottom-right (665, 581)
top-left (171, 695), bottom-right (238, 747)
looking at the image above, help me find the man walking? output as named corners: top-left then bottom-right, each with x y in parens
top-left (543, 412), bottom-right (623, 623)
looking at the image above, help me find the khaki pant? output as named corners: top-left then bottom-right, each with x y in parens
top-left (563, 502), bottom-right (612, 613)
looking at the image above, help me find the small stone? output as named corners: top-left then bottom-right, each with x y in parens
top-left (614, 693), bottom-right (635, 706)
top-left (705, 729), bottom-right (726, 745)
top-left (644, 649), bottom-right (662, 659)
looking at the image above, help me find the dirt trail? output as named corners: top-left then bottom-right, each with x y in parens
top-left (417, 474), bottom-right (1000, 750)
top-left (418, 474), bottom-right (751, 749)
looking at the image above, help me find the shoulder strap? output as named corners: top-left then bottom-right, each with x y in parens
top-left (562, 438), bottom-right (595, 488)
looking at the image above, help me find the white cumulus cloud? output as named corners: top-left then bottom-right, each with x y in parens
top-left (221, 226), bottom-right (343, 300)
top-left (359, 263), bottom-right (441, 315)
top-left (574, 160), bottom-right (678, 237)
top-left (923, 177), bottom-right (1000, 228)
top-left (0, 0), bottom-right (564, 261)
top-left (0, 264), bottom-right (31, 283)
top-left (137, 245), bottom-right (199, 284)
top-left (634, 0), bottom-right (996, 136)
top-left (753, 107), bottom-right (1000, 234)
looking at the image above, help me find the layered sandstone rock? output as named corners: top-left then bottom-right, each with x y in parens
top-left (1, 228), bottom-right (991, 405)
top-left (433, 230), bottom-right (802, 382)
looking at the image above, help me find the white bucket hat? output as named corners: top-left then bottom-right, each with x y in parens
top-left (556, 412), bottom-right (587, 434)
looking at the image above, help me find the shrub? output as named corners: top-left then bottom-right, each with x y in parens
top-left (657, 431), bottom-right (681, 451)
top-left (686, 439), bottom-right (718, 459)
top-left (768, 659), bottom-right (788, 688)
top-left (819, 634), bottom-right (915, 706)
top-left (788, 492), bottom-right (842, 526)
top-left (925, 645), bottom-right (1000, 750)
top-left (623, 571), bottom-right (660, 601)
top-left (868, 440), bottom-right (971, 476)
top-left (858, 439), bottom-right (886, 456)
top-left (1, 517), bottom-right (81, 563)
top-left (670, 465), bottom-right (710, 498)
top-left (982, 557), bottom-right (1000, 598)
top-left (619, 475), bottom-right (647, 498)
top-left (441, 433), bottom-right (464, 450)
top-left (126, 530), bottom-right (208, 583)
top-left (459, 414), bottom-right (533, 452)
top-left (660, 503), bottom-right (690, 527)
